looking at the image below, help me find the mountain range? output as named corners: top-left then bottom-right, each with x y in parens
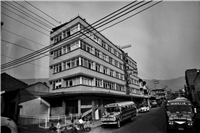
top-left (20, 76), bottom-right (186, 92)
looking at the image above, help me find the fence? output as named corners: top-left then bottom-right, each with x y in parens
top-left (18, 115), bottom-right (39, 126)
top-left (39, 114), bottom-right (81, 129)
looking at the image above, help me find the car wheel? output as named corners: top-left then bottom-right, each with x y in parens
top-left (1, 126), bottom-right (12, 133)
top-left (117, 120), bottom-right (121, 128)
top-left (130, 114), bottom-right (134, 121)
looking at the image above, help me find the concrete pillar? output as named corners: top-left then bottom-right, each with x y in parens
top-left (79, 57), bottom-right (82, 66)
top-left (62, 100), bottom-right (66, 115)
top-left (78, 100), bottom-right (81, 116)
top-left (100, 99), bottom-right (104, 118)
top-left (92, 100), bottom-right (95, 120)
top-left (93, 78), bottom-right (96, 86)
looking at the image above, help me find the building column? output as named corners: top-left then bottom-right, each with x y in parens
top-left (62, 100), bottom-right (66, 115)
top-left (93, 78), bottom-right (96, 86)
top-left (78, 100), bottom-right (81, 116)
top-left (100, 99), bottom-right (104, 118)
top-left (92, 100), bottom-right (95, 120)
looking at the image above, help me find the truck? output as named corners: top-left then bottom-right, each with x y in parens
top-left (165, 97), bottom-right (197, 132)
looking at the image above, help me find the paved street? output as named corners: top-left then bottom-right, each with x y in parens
top-left (91, 106), bottom-right (200, 133)
top-left (16, 106), bottom-right (200, 133)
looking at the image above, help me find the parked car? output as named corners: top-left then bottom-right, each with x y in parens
top-left (151, 100), bottom-right (158, 107)
top-left (1, 116), bottom-right (18, 133)
top-left (138, 105), bottom-right (150, 113)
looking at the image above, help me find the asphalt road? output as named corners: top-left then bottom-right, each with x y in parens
top-left (90, 106), bottom-right (200, 133)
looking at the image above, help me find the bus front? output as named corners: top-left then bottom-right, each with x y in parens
top-left (166, 101), bottom-right (196, 132)
top-left (101, 105), bottom-right (121, 126)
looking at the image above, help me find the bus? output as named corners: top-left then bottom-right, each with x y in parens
top-left (101, 101), bottom-right (137, 128)
top-left (165, 97), bottom-right (197, 132)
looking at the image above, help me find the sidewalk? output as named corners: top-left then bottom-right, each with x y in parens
top-left (90, 120), bottom-right (102, 129)
top-left (18, 120), bottom-right (102, 133)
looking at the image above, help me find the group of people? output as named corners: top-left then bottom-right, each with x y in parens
top-left (48, 116), bottom-right (91, 133)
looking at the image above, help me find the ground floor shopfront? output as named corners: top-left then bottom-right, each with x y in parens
top-left (42, 92), bottom-right (148, 120)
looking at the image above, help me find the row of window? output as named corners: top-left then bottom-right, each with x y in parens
top-left (50, 22), bottom-right (136, 69)
top-left (51, 56), bottom-right (139, 85)
top-left (51, 40), bottom-right (139, 77)
top-left (51, 24), bottom-right (80, 44)
top-left (50, 76), bottom-right (140, 94)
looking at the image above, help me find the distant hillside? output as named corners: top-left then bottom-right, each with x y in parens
top-left (20, 78), bottom-right (49, 86)
top-left (144, 76), bottom-right (186, 92)
top-left (20, 77), bottom-right (186, 92)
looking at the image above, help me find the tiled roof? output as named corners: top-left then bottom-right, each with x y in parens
top-left (1, 73), bottom-right (28, 92)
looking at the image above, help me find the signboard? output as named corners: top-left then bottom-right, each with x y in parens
top-left (120, 44), bottom-right (131, 49)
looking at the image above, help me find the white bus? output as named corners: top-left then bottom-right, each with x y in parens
top-left (101, 101), bottom-right (137, 128)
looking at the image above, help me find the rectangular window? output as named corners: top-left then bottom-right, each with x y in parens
top-left (96, 79), bottom-right (102, 87)
top-left (95, 49), bottom-right (99, 57)
top-left (96, 63), bottom-right (100, 72)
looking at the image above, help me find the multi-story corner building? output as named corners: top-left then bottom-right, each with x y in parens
top-left (44, 16), bottom-right (144, 120)
top-left (151, 88), bottom-right (167, 104)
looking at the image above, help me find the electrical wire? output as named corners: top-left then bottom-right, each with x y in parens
top-left (0, 0), bottom-right (155, 71)
top-left (2, 1), bottom-right (53, 29)
top-left (1, 12), bottom-right (50, 36)
top-left (1, 1), bottom-right (147, 69)
top-left (1, 54), bottom-right (49, 70)
top-left (24, 0), bottom-right (61, 24)
top-left (0, 0), bottom-right (159, 70)
top-left (2, 28), bottom-right (47, 47)
top-left (12, 0), bottom-right (56, 27)
top-left (1, 5), bottom-right (50, 32)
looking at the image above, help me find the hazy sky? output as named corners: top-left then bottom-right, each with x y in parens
top-left (1, 1), bottom-right (200, 80)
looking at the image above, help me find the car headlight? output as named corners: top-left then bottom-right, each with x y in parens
top-left (187, 121), bottom-right (193, 126)
top-left (168, 121), bottom-right (174, 125)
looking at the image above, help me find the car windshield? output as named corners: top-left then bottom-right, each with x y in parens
top-left (106, 107), bottom-right (120, 113)
top-left (166, 105), bottom-right (193, 113)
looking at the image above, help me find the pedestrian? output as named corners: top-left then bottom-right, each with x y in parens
top-left (56, 119), bottom-right (61, 133)
top-left (78, 117), bottom-right (85, 131)
top-left (49, 123), bottom-right (57, 133)
top-left (71, 118), bottom-right (77, 133)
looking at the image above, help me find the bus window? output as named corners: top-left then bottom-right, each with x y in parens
top-left (166, 105), bottom-right (193, 113)
top-left (106, 107), bottom-right (120, 113)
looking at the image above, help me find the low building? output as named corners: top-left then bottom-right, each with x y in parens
top-left (1, 73), bottom-right (28, 123)
top-left (18, 82), bottom-right (50, 126)
top-left (151, 88), bottom-right (167, 104)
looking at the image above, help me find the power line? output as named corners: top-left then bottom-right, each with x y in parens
top-left (1, 1), bottom-right (145, 69)
top-left (0, 0), bottom-right (156, 71)
top-left (12, 0), bottom-right (56, 27)
top-left (1, 39), bottom-right (38, 52)
top-left (1, 5), bottom-right (50, 32)
top-left (2, 28), bottom-right (46, 47)
top-left (1, 1), bottom-right (155, 70)
top-left (1, 54), bottom-right (48, 72)
top-left (1, 54), bottom-right (49, 70)
top-left (96, 0), bottom-right (150, 30)
top-left (100, 1), bottom-right (162, 31)
top-left (24, 0), bottom-right (61, 24)
top-left (2, 1), bottom-right (53, 29)
top-left (2, 12), bottom-right (50, 36)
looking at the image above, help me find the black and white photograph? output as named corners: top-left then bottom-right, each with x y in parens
top-left (1, 0), bottom-right (200, 133)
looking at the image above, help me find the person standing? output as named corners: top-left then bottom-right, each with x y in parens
top-left (56, 119), bottom-right (61, 133)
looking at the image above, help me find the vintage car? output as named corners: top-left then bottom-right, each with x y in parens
top-left (138, 105), bottom-right (150, 113)
top-left (165, 97), bottom-right (197, 132)
top-left (1, 116), bottom-right (18, 133)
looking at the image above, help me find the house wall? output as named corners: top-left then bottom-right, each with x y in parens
top-left (19, 98), bottom-right (49, 118)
